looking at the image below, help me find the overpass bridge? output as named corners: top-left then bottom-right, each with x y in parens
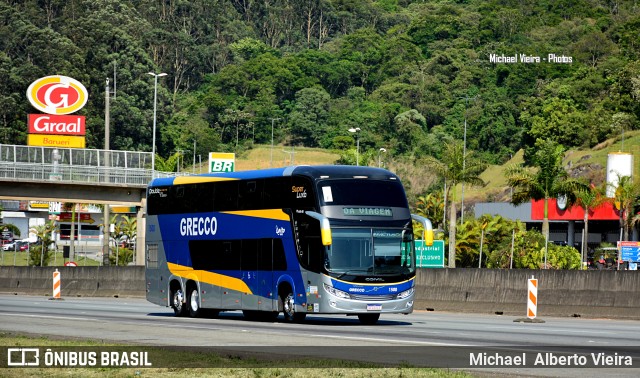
top-left (0, 144), bottom-right (155, 205)
top-left (0, 144), bottom-right (181, 265)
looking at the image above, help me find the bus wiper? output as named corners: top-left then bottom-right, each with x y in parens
top-left (336, 270), bottom-right (368, 279)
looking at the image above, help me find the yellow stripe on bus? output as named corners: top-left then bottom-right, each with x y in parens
top-left (172, 176), bottom-right (238, 185)
top-left (167, 262), bottom-right (253, 294)
top-left (221, 209), bottom-right (290, 221)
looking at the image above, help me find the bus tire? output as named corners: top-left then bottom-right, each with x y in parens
top-left (282, 292), bottom-right (306, 323)
top-left (187, 287), bottom-right (202, 318)
top-left (357, 314), bottom-right (380, 325)
top-left (171, 287), bottom-right (187, 317)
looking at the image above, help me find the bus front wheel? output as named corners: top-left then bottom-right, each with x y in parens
top-left (187, 288), bottom-right (202, 318)
top-left (171, 288), bottom-right (187, 317)
top-left (282, 292), bottom-right (306, 323)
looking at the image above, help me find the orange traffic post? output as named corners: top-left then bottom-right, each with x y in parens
top-left (52, 269), bottom-right (61, 300)
top-left (514, 275), bottom-right (544, 323)
top-left (527, 276), bottom-right (537, 319)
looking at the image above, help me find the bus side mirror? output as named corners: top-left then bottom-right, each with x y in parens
top-left (411, 214), bottom-right (434, 246)
top-left (305, 211), bottom-right (332, 246)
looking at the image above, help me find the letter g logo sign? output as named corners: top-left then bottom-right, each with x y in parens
top-left (27, 75), bottom-right (88, 115)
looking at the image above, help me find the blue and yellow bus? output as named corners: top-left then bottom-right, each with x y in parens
top-left (145, 165), bottom-right (433, 324)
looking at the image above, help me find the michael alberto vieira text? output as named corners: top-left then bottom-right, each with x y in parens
top-left (470, 352), bottom-right (633, 367)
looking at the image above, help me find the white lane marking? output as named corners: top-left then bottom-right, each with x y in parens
top-left (0, 313), bottom-right (93, 322)
top-left (309, 333), bottom-right (471, 347)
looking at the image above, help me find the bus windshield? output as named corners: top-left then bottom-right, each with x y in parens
top-left (326, 228), bottom-right (415, 276)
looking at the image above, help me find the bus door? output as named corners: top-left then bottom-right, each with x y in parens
top-left (145, 243), bottom-right (165, 306)
top-left (241, 239), bottom-right (259, 310)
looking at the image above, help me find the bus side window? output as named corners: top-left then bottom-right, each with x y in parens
top-left (272, 239), bottom-right (287, 271)
top-left (258, 239), bottom-right (273, 271)
top-left (262, 178), bottom-right (288, 209)
top-left (257, 238), bottom-right (287, 271)
top-left (238, 180), bottom-right (263, 210)
top-left (241, 239), bottom-right (258, 271)
top-left (214, 181), bottom-right (238, 211)
top-left (219, 241), bottom-right (241, 270)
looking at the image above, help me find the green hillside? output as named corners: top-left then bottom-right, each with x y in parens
top-left (2, 1), bottom-right (639, 180)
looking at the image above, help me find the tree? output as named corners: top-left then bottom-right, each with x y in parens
top-left (108, 214), bottom-right (137, 266)
top-left (393, 109), bottom-right (427, 156)
top-left (28, 220), bottom-right (57, 267)
top-left (415, 192), bottom-right (445, 231)
top-left (574, 183), bottom-right (610, 266)
top-left (154, 152), bottom-right (184, 173)
top-left (506, 139), bottom-right (587, 267)
top-left (288, 87), bottom-right (331, 147)
top-left (119, 215), bottom-right (137, 247)
top-left (423, 141), bottom-right (486, 268)
top-left (613, 175), bottom-right (640, 242)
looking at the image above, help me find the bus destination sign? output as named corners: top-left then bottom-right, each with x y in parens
top-left (342, 207), bottom-right (392, 217)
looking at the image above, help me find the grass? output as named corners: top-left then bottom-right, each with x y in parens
top-left (236, 145), bottom-right (340, 170)
top-left (189, 145), bottom-right (340, 173)
top-left (0, 333), bottom-right (472, 377)
top-left (0, 250), bottom-right (101, 267)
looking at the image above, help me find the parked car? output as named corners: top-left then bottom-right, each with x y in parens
top-left (2, 242), bottom-right (16, 251)
top-left (16, 241), bottom-right (30, 251)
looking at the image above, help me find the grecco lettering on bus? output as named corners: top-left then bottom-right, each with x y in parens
top-left (179, 216), bottom-right (217, 236)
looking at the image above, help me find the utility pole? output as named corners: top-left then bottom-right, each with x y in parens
top-left (103, 78), bottom-right (110, 266)
top-left (459, 94), bottom-right (478, 224)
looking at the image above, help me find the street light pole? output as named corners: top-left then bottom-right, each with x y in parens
top-left (348, 127), bottom-right (361, 166)
top-left (378, 148), bottom-right (386, 167)
top-left (148, 72), bottom-right (167, 179)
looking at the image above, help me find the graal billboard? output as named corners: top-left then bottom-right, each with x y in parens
top-left (26, 75), bottom-right (88, 148)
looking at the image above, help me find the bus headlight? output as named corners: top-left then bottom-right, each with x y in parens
top-left (323, 283), bottom-right (351, 299)
top-left (397, 287), bottom-right (414, 299)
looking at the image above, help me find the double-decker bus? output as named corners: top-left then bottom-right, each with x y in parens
top-left (145, 165), bottom-right (433, 325)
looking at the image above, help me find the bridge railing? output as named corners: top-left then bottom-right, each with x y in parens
top-left (0, 144), bottom-right (180, 187)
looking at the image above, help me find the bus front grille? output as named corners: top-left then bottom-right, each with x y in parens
top-left (349, 294), bottom-right (396, 301)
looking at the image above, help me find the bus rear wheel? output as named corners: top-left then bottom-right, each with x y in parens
top-left (358, 314), bottom-right (380, 325)
top-left (171, 288), bottom-right (187, 317)
top-left (282, 292), bottom-right (306, 323)
top-left (187, 288), bottom-right (202, 318)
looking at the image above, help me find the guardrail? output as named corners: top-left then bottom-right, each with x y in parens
top-left (0, 144), bottom-right (180, 187)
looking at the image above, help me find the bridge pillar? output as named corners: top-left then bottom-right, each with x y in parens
top-left (135, 199), bottom-right (146, 266)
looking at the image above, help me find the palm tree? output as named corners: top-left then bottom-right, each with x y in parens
top-left (424, 141), bottom-right (486, 267)
top-left (574, 183), bottom-right (610, 266)
top-left (154, 152), bottom-right (183, 173)
top-left (506, 139), bottom-right (587, 267)
top-left (29, 220), bottom-right (57, 266)
top-left (119, 215), bottom-right (137, 245)
top-left (415, 192), bottom-right (445, 230)
top-left (613, 175), bottom-right (640, 241)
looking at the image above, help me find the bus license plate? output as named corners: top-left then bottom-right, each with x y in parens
top-left (367, 304), bottom-right (382, 311)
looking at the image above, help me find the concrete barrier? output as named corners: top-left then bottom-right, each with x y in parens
top-left (0, 266), bottom-right (145, 298)
top-left (1, 267), bottom-right (639, 319)
top-left (414, 269), bottom-right (640, 319)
